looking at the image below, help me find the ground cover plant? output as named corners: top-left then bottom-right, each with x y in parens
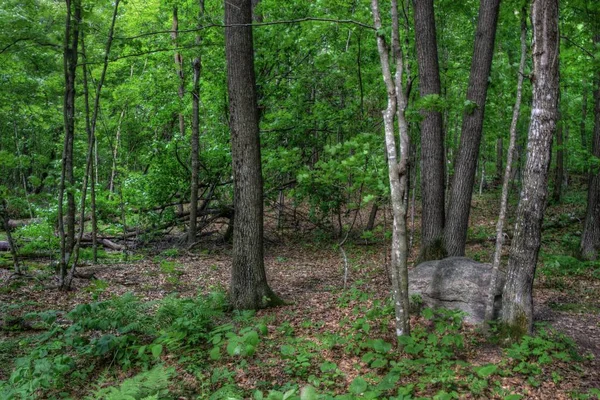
top-left (2, 0), bottom-right (600, 398)
top-left (1, 188), bottom-right (599, 399)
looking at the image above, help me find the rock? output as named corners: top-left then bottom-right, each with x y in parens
top-left (409, 257), bottom-right (505, 324)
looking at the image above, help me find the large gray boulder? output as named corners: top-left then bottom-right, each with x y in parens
top-left (408, 257), bottom-right (504, 324)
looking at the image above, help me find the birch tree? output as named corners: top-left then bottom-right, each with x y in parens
top-left (502, 0), bottom-right (560, 336)
top-left (371, 0), bottom-right (410, 337)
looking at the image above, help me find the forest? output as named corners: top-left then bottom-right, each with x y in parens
top-left (0, 0), bottom-right (599, 398)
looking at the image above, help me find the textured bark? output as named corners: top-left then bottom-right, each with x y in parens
top-left (502, 0), bottom-right (560, 336)
top-left (413, 0), bottom-right (446, 261)
top-left (371, 0), bottom-right (410, 338)
top-left (444, 0), bottom-right (501, 256)
top-left (0, 199), bottom-right (20, 274)
top-left (58, 0), bottom-right (81, 288)
top-left (580, 68), bottom-right (600, 261)
top-left (485, 6), bottom-right (527, 324)
top-left (226, 0), bottom-right (280, 310)
top-left (189, 0), bottom-right (205, 245)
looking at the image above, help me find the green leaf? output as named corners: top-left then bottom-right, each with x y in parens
top-left (245, 330), bottom-right (260, 346)
top-left (503, 395), bottom-right (523, 400)
top-left (349, 377), bottom-right (368, 395)
top-left (150, 344), bottom-right (163, 359)
top-left (300, 385), bottom-right (317, 400)
top-left (209, 346), bottom-right (221, 360)
top-left (475, 364), bottom-right (498, 378)
top-left (280, 345), bottom-right (295, 356)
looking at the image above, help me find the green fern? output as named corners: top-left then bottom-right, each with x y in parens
top-left (87, 366), bottom-right (174, 400)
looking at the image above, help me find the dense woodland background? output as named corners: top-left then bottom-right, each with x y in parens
top-left (0, 0), bottom-right (599, 399)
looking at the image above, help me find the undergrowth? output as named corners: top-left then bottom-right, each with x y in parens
top-left (0, 284), bottom-right (595, 399)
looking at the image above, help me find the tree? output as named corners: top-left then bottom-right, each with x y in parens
top-left (485, 3), bottom-right (528, 324)
top-left (413, 0), bottom-right (446, 261)
top-left (502, 0), bottom-right (560, 336)
top-left (189, 0), bottom-right (205, 245)
top-left (444, 0), bottom-right (501, 257)
top-left (58, 0), bottom-right (81, 289)
top-left (225, 0), bottom-right (280, 310)
top-left (580, 33), bottom-right (600, 260)
top-left (371, 0), bottom-right (411, 337)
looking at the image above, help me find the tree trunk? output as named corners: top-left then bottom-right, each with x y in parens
top-left (58, 0), bottom-right (81, 288)
top-left (0, 199), bottom-right (20, 274)
top-left (444, 0), bottom-right (501, 256)
top-left (108, 108), bottom-right (125, 194)
top-left (413, 0), bottom-right (446, 262)
top-left (371, 0), bottom-right (410, 338)
top-left (172, 6), bottom-right (185, 139)
top-left (64, 0), bottom-right (120, 289)
top-left (502, 0), bottom-right (559, 337)
top-left (366, 200), bottom-right (379, 232)
top-left (580, 57), bottom-right (600, 260)
top-left (496, 137), bottom-right (503, 184)
top-left (225, 0), bottom-right (280, 310)
top-left (189, 0), bottom-right (205, 245)
top-left (485, 5), bottom-right (527, 324)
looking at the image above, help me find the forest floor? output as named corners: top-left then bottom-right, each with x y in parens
top-left (1, 191), bottom-right (599, 399)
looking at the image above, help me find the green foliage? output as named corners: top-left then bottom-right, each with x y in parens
top-left (87, 366), bottom-right (174, 400)
top-left (540, 254), bottom-right (600, 279)
top-left (14, 220), bottom-right (58, 255)
top-left (504, 327), bottom-right (579, 376)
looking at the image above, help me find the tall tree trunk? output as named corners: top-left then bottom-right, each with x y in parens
top-left (189, 0), bottom-right (205, 245)
top-left (225, 0), bottom-right (280, 310)
top-left (0, 199), bottom-right (20, 275)
top-left (485, 5), bottom-right (527, 324)
top-left (172, 6), bottom-right (185, 138)
top-left (108, 108), bottom-right (125, 194)
top-left (444, 0), bottom-right (501, 256)
top-left (64, 0), bottom-right (120, 288)
top-left (58, 0), bottom-right (81, 289)
top-left (580, 52), bottom-right (600, 260)
top-left (502, 0), bottom-right (560, 336)
top-left (495, 137), bottom-right (503, 184)
top-left (413, 0), bottom-right (446, 261)
top-left (371, 0), bottom-right (411, 338)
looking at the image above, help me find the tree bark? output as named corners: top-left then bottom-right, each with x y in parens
top-left (485, 5), bottom-right (527, 324)
top-left (371, 0), bottom-right (410, 338)
top-left (0, 199), bottom-right (20, 274)
top-left (444, 0), bottom-right (501, 256)
top-left (502, 0), bottom-right (560, 336)
top-left (495, 137), bottom-right (503, 184)
top-left (225, 0), bottom-right (280, 310)
top-left (413, 0), bottom-right (446, 261)
top-left (580, 52), bottom-right (600, 260)
top-left (189, 0), bottom-right (205, 245)
top-left (58, 0), bottom-right (81, 288)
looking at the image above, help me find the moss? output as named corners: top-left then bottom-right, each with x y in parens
top-left (496, 309), bottom-right (530, 344)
